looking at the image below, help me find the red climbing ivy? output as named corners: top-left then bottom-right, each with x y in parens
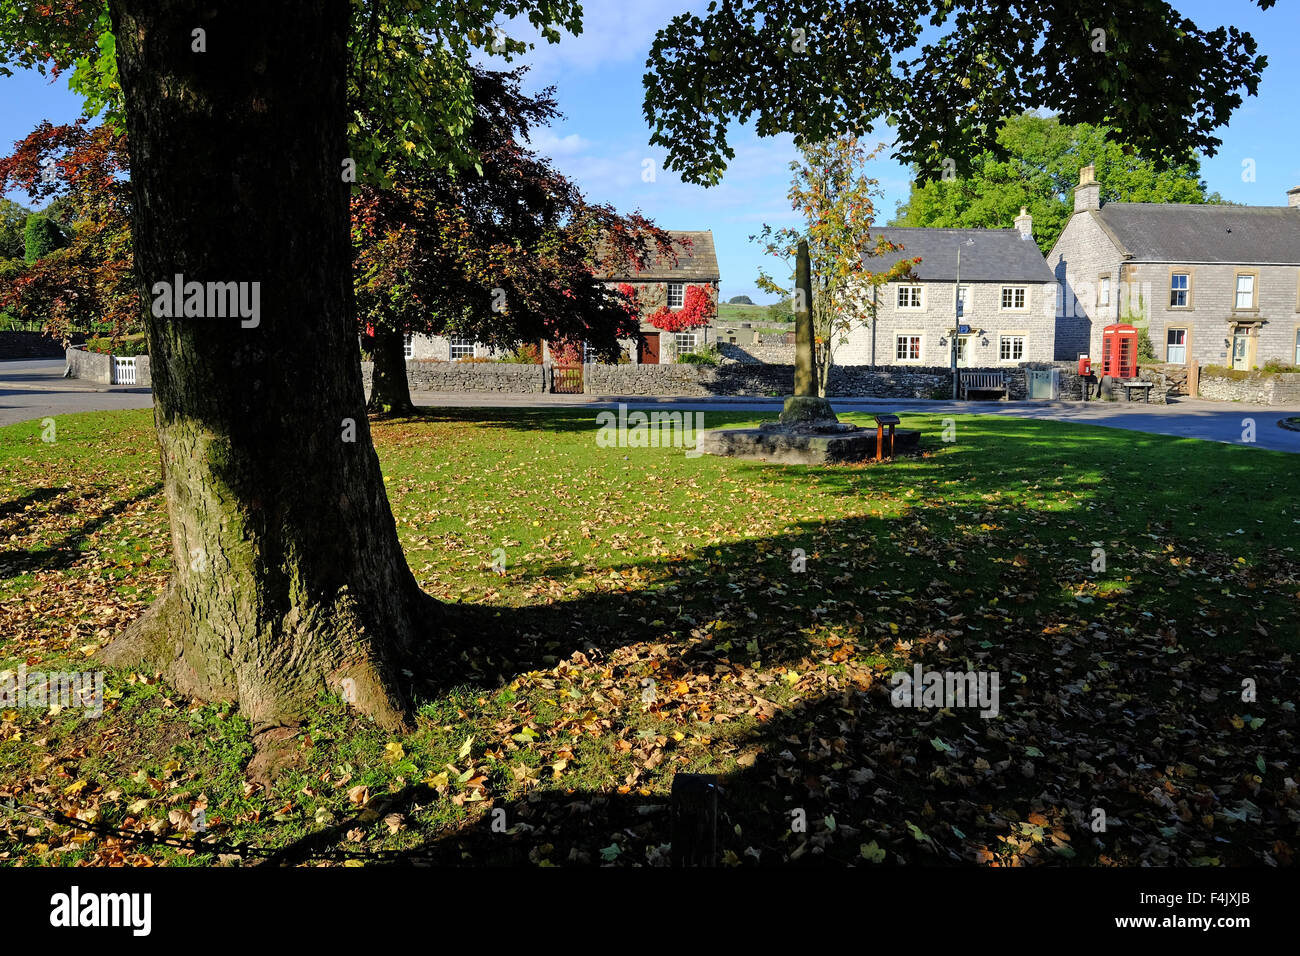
top-left (648, 283), bottom-right (714, 333)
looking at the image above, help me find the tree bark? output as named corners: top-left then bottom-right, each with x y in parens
top-left (367, 324), bottom-right (415, 415)
top-left (101, 0), bottom-right (434, 735)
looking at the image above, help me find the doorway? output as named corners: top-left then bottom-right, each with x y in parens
top-left (639, 332), bottom-right (661, 365)
top-left (1231, 331), bottom-right (1251, 371)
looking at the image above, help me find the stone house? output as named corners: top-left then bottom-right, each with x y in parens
top-left (595, 229), bottom-right (720, 364)
top-left (1047, 165), bottom-right (1300, 370)
top-left (404, 230), bottom-right (720, 365)
top-left (840, 215), bottom-right (1058, 367)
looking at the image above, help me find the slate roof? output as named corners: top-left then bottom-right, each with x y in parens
top-left (596, 230), bottom-right (719, 282)
top-left (1093, 204), bottom-right (1300, 264)
top-left (861, 227), bottom-right (1056, 283)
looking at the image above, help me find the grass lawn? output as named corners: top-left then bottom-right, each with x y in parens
top-left (716, 302), bottom-right (785, 323)
top-left (0, 407), bottom-right (1297, 866)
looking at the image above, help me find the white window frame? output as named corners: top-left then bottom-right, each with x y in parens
top-left (1166, 328), bottom-right (1187, 365)
top-left (998, 335), bottom-right (1026, 362)
top-left (1235, 273), bottom-right (1257, 311)
top-left (403, 334), bottom-right (414, 360)
top-left (897, 285), bottom-right (923, 310)
top-left (666, 282), bottom-right (685, 310)
top-left (1098, 276), bottom-right (1110, 307)
top-left (1294, 328), bottom-right (1300, 366)
top-left (674, 331), bottom-right (698, 355)
top-left (1170, 273), bottom-right (1189, 308)
top-left (955, 285), bottom-right (971, 317)
top-left (895, 333), bottom-right (923, 363)
top-left (1000, 286), bottom-right (1027, 311)
top-left (449, 337), bottom-right (475, 360)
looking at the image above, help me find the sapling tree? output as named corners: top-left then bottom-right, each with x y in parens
top-left (754, 137), bottom-right (916, 395)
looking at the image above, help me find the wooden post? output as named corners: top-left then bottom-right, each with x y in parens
top-left (670, 773), bottom-right (719, 867)
top-left (1188, 359), bottom-right (1199, 398)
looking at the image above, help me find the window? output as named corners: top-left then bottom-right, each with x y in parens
top-left (897, 285), bottom-right (922, 309)
top-left (666, 282), bottom-right (685, 309)
top-left (1098, 276), bottom-right (1110, 307)
top-left (1295, 329), bottom-right (1300, 366)
top-left (403, 334), bottom-right (413, 360)
top-left (999, 335), bottom-right (1025, 361)
top-left (1170, 273), bottom-right (1189, 308)
top-left (674, 332), bottom-right (698, 355)
top-left (955, 285), bottom-right (970, 316)
top-left (895, 334), bottom-right (922, 362)
top-left (1166, 328), bottom-right (1187, 364)
top-left (449, 337), bottom-right (474, 360)
top-left (1235, 273), bottom-right (1256, 310)
top-left (1000, 286), bottom-right (1026, 310)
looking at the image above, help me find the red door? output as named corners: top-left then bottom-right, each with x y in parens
top-left (639, 332), bottom-right (661, 365)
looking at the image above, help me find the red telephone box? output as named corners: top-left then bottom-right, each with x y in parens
top-left (1101, 324), bottom-right (1138, 379)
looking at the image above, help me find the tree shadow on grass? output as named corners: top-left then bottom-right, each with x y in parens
top-left (0, 486), bottom-right (67, 522)
top-left (352, 462), bottom-right (1300, 867)
top-left (0, 482), bottom-right (162, 575)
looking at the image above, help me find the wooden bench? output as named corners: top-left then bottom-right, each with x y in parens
top-left (959, 370), bottom-right (1008, 400)
top-left (1118, 380), bottom-right (1154, 403)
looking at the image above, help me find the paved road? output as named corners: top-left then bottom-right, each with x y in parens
top-left (5, 358), bottom-right (1299, 453)
top-left (0, 358), bottom-right (153, 426)
top-left (411, 391), bottom-right (1300, 453)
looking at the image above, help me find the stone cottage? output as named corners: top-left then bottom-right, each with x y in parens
top-left (403, 229), bottom-right (721, 366)
top-left (839, 215), bottom-right (1058, 367)
top-left (595, 229), bottom-right (720, 364)
top-left (1048, 165), bottom-right (1300, 370)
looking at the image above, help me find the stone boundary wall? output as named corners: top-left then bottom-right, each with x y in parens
top-left (65, 346), bottom-right (111, 383)
top-left (1, 331), bottom-right (80, 359)
top-left (718, 342), bottom-right (796, 365)
top-left (65, 346), bottom-right (151, 386)
top-left (361, 360), bottom-right (546, 393)
top-left (1197, 369), bottom-right (1300, 406)
top-left (586, 362), bottom-right (1057, 400)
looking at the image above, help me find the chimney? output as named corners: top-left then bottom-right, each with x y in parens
top-left (1288, 186), bottom-right (1300, 208)
top-left (1013, 205), bottom-right (1033, 240)
top-left (1074, 164), bottom-right (1100, 213)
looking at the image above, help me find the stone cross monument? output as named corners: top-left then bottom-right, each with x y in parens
top-left (780, 239), bottom-right (839, 425)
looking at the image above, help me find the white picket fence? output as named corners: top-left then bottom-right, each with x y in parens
top-left (112, 356), bottom-right (137, 385)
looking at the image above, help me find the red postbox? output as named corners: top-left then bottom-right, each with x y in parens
top-left (1101, 324), bottom-right (1138, 379)
top-left (1077, 355), bottom-right (1091, 377)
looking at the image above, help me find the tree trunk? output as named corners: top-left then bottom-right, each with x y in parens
top-left (367, 324), bottom-right (415, 415)
top-left (101, 0), bottom-right (434, 736)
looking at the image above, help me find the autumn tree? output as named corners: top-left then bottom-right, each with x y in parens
top-left (0, 120), bottom-right (135, 343)
top-left (355, 67), bottom-right (674, 415)
top-left (755, 138), bottom-right (915, 395)
top-left (890, 113), bottom-right (1225, 252)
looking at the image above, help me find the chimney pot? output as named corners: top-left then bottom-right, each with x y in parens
top-left (1013, 206), bottom-right (1034, 239)
top-left (1074, 166), bottom-right (1101, 213)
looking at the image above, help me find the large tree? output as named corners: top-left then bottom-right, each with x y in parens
top-left (355, 67), bottom-right (674, 415)
top-left (889, 113), bottom-right (1225, 252)
top-left (643, 0), bottom-right (1273, 186)
top-left (0, 0), bottom-right (584, 756)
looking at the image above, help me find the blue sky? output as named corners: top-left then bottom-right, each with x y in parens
top-left (4, 0), bottom-right (1298, 303)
